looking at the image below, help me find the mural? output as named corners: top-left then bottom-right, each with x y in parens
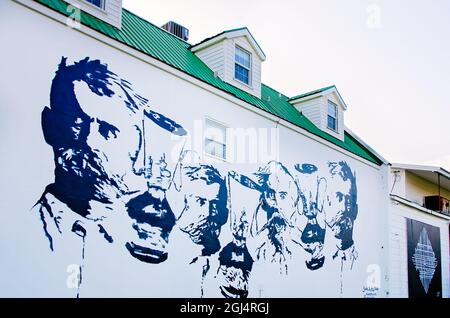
top-left (34, 57), bottom-right (361, 298)
top-left (407, 219), bottom-right (442, 298)
top-left (175, 151), bottom-right (229, 296)
top-left (228, 161), bottom-right (299, 275)
top-left (217, 210), bottom-right (254, 298)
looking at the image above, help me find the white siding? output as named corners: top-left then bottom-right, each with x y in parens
top-left (195, 36), bottom-right (262, 99)
top-left (291, 91), bottom-right (345, 141)
top-left (194, 41), bottom-right (226, 79)
top-left (65, 0), bottom-right (123, 29)
top-left (292, 96), bottom-right (322, 127)
top-left (389, 201), bottom-right (450, 298)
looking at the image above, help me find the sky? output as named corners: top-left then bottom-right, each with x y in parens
top-left (123, 0), bottom-right (450, 170)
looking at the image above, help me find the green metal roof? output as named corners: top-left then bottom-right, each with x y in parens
top-left (289, 85), bottom-right (336, 101)
top-left (35, 0), bottom-right (383, 165)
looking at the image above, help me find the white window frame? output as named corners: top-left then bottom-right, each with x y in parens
top-left (327, 100), bottom-right (338, 132)
top-left (83, 0), bottom-right (106, 11)
top-left (234, 45), bottom-right (252, 86)
top-left (204, 118), bottom-right (228, 161)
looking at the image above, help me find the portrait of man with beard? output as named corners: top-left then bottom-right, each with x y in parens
top-left (173, 152), bottom-right (229, 296)
top-left (228, 161), bottom-right (300, 275)
top-left (33, 57), bottom-right (187, 295)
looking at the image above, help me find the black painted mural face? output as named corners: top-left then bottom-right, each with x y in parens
top-left (74, 80), bottom-right (145, 194)
top-left (263, 171), bottom-right (298, 221)
top-left (177, 165), bottom-right (228, 257)
top-left (179, 182), bottom-right (220, 244)
top-left (326, 162), bottom-right (358, 252)
top-left (294, 164), bottom-right (327, 271)
top-left (38, 57), bottom-right (153, 230)
top-left (37, 58), bottom-right (187, 265)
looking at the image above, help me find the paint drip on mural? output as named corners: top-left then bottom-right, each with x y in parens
top-left (33, 57), bottom-right (360, 297)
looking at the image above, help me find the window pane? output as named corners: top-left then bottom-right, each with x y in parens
top-left (205, 124), bottom-right (225, 144)
top-left (328, 115), bottom-right (336, 131)
top-left (235, 47), bottom-right (251, 68)
top-left (235, 64), bottom-right (249, 84)
top-left (205, 139), bottom-right (226, 159)
top-left (205, 119), bottom-right (227, 159)
top-left (328, 101), bottom-right (337, 118)
top-left (86, 0), bottom-right (103, 8)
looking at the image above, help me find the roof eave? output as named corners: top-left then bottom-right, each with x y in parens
top-left (289, 86), bottom-right (348, 110)
top-left (191, 28), bottom-right (266, 61)
top-left (391, 163), bottom-right (450, 180)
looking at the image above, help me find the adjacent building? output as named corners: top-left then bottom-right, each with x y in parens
top-left (389, 164), bottom-right (450, 297)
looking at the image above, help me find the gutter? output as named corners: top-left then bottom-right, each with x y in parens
top-left (390, 194), bottom-right (450, 221)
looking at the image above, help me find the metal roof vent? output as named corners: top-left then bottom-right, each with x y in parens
top-left (161, 21), bottom-right (189, 41)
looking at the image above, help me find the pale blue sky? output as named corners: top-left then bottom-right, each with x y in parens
top-left (123, 0), bottom-right (450, 169)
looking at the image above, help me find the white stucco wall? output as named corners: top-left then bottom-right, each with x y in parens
top-left (0, 0), bottom-right (389, 298)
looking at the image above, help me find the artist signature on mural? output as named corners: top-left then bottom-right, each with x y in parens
top-left (362, 286), bottom-right (379, 298)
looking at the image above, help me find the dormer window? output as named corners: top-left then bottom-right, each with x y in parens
top-left (327, 100), bottom-right (338, 131)
top-left (235, 46), bottom-right (251, 85)
top-left (191, 28), bottom-right (265, 98)
top-left (84, 0), bottom-right (105, 10)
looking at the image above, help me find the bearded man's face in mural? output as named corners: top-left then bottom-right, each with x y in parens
top-left (176, 164), bottom-right (228, 257)
top-left (326, 161), bottom-right (358, 253)
top-left (73, 78), bottom-right (145, 194)
top-left (229, 161), bottom-right (299, 274)
top-left (37, 57), bottom-right (186, 260)
top-left (38, 58), bottom-right (149, 229)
